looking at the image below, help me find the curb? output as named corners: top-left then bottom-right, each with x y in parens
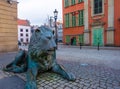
top-left (59, 44), bottom-right (120, 50)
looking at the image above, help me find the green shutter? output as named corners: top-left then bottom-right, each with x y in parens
top-left (65, 14), bottom-right (67, 27)
top-left (78, 10), bottom-right (84, 26)
top-left (78, 35), bottom-right (84, 44)
top-left (67, 14), bottom-right (69, 27)
top-left (64, 0), bottom-right (69, 7)
top-left (71, 0), bottom-right (75, 5)
top-left (72, 15), bottom-right (76, 27)
top-left (73, 37), bottom-right (76, 45)
top-left (81, 10), bottom-right (84, 25)
top-left (65, 14), bottom-right (70, 28)
top-left (78, 0), bottom-right (83, 3)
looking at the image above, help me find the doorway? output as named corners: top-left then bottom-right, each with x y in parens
top-left (92, 28), bottom-right (104, 46)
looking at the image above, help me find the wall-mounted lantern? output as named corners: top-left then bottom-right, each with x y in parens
top-left (7, 0), bottom-right (13, 4)
top-left (7, 0), bottom-right (17, 4)
top-left (118, 18), bottom-right (120, 22)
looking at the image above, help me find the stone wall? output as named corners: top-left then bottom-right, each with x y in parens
top-left (0, 0), bottom-right (18, 52)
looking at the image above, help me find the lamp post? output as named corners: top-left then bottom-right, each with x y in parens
top-left (53, 9), bottom-right (58, 49)
top-left (97, 37), bottom-right (100, 51)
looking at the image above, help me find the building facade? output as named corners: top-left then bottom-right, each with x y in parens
top-left (0, 0), bottom-right (18, 52)
top-left (62, 0), bottom-right (120, 46)
top-left (18, 19), bottom-right (31, 45)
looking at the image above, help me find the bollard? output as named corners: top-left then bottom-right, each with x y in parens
top-left (97, 42), bottom-right (100, 50)
top-left (80, 43), bottom-right (82, 49)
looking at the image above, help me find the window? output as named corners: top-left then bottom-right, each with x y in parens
top-left (20, 38), bottom-right (23, 42)
top-left (31, 29), bottom-right (34, 33)
top-left (20, 29), bottom-right (23, 32)
top-left (78, 0), bottom-right (83, 3)
top-left (26, 29), bottom-right (28, 32)
top-left (64, 0), bottom-right (69, 7)
top-left (65, 14), bottom-right (70, 28)
top-left (78, 10), bottom-right (84, 26)
top-left (20, 33), bottom-right (23, 36)
top-left (26, 38), bottom-right (29, 42)
top-left (94, 0), bottom-right (103, 14)
top-left (71, 0), bottom-right (75, 5)
top-left (72, 12), bottom-right (76, 27)
top-left (26, 34), bottom-right (28, 37)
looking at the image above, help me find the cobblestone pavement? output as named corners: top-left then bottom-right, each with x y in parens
top-left (0, 45), bottom-right (120, 89)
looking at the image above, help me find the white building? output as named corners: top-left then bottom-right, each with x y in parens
top-left (57, 22), bottom-right (63, 42)
top-left (18, 19), bottom-right (31, 45)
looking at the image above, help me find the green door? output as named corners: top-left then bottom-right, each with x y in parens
top-left (66, 35), bottom-right (70, 44)
top-left (73, 37), bottom-right (76, 45)
top-left (92, 28), bottom-right (104, 46)
top-left (78, 34), bottom-right (84, 44)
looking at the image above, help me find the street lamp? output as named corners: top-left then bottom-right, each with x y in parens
top-left (53, 9), bottom-right (58, 49)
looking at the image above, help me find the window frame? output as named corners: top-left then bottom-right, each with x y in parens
top-left (78, 0), bottom-right (84, 3)
top-left (26, 29), bottom-right (28, 32)
top-left (71, 0), bottom-right (76, 5)
top-left (26, 34), bottom-right (28, 37)
top-left (72, 12), bottom-right (76, 27)
top-left (20, 33), bottom-right (23, 36)
top-left (91, 0), bottom-right (104, 16)
top-left (20, 29), bottom-right (23, 32)
top-left (26, 38), bottom-right (29, 42)
top-left (64, 0), bottom-right (69, 7)
top-left (20, 38), bottom-right (23, 42)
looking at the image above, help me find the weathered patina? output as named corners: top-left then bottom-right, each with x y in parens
top-left (3, 26), bottom-right (76, 89)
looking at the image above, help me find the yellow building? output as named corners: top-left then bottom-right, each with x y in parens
top-left (0, 0), bottom-right (18, 52)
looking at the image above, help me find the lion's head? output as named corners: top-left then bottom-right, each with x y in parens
top-left (28, 26), bottom-right (56, 59)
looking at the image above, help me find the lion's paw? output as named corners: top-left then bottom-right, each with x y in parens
top-left (67, 73), bottom-right (76, 81)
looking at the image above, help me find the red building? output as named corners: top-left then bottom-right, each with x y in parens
top-left (62, 0), bottom-right (120, 46)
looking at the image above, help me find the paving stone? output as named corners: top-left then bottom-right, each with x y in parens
top-left (107, 87), bottom-right (114, 89)
top-left (38, 87), bottom-right (44, 89)
top-left (97, 87), bottom-right (104, 89)
top-left (113, 86), bottom-right (120, 89)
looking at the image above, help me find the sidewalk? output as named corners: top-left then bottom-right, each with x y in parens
top-left (59, 43), bottom-right (120, 50)
top-left (0, 47), bottom-right (120, 89)
top-left (0, 52), bottom-right (25, 89)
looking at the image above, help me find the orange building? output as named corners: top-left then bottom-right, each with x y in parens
top-left (62, 0), bottom-right (120, 46)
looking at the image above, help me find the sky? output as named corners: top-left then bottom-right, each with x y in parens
top-left (17, 0), bottom-right (62, 25)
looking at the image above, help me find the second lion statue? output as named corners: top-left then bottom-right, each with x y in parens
top-left (3, 26), bottom-right (76, 89)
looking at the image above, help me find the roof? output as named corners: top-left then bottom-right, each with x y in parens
top-left (18, 19), bottom-right (30, 26)
top-left (56, 20), bottom-right (63, 25)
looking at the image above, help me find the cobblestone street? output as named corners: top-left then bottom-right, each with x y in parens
top-left (0, 45), bottom-right (120, 89)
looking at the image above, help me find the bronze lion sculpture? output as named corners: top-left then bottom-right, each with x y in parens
top-left (3, 26), bottom-right (76, 89)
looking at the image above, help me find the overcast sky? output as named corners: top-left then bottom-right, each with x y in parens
top-left (17, 0), bottom-right (62, 25)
